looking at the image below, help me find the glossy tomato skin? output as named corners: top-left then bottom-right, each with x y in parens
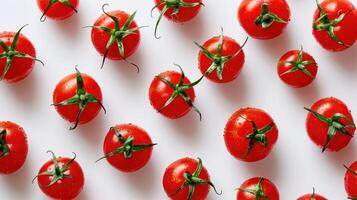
top-left (163, 157), bottom-right (210, 200)
top-left (224, 107), bottom-right (278, 162)
top-left (312, 0), bottom-right (357, 51)
top-left (103, 124), bottom-right (154, 172)
top-left (53, 73), bottom-right (103, 125)
top-left (37, 157), bottom-right (84, 199)
top-left (277, 50), bottom-right (318, 88)
top-left (149, 71), bottom-right (196, 119)
top-left (238, 0), bottom-right (291, 40)
top-left (91, 10), bottom-right (140, 60)
top-left (237, 177), bottom-right (279, 200)
top-left (154, 0), bottom-right (202, 22)
top-left (297, 193), bottom-right (327, 200)
top-left (198, 36), bottom-right (245, 83)
top-left (345, 161), bottom-right (357, 198)
top-left (37, 0), bottom-right (79, 20)
top-left (0, 122), bottom-right (28, 174)
top-left (0, 32), bottom-right (36, 83)
top-left (306, 97), bottom-right (355, 151)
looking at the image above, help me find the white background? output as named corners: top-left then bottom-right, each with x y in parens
top-left (1, 0), bottom-right (357, 199)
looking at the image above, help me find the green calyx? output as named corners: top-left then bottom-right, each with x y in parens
top-left (194, 28), bottom-right (248, 81)
top-left (170, 157), bottom-right (221, 200)
top-left (151, 0), bottom-right (204, 39)
top-left (85, 4), bottom-right (146, 71)
top-left (52, 67), bottom-right (106, 130)
top-left (157, 64), bottom-right (203, 120)
top-left (239, 115), bottom-right (274, 158)
top-left (255, 3), bottom-right (287, 29)
top-left (96, 126), bottom-right (157, 162)
top-left (238, 177), bottom-right (268, 199)
top-left (40, 0), bottom-right (78, 22)
top-left (311, 187), bottom-right (316, 200)
top-left (279, 46), bottom-right (316, 78)
top-left (32, 151), bottom-right (76, 186)
top-left (304, 107), bottom-right (355, 152)
top-left (0, 24), bottom-right (44, 81)
top-left (344, 164), bottom-right (357, 176)
top-left (0, 129), bottom-right (10, 158)
top-left (313, 0), bottom-right (348, 46)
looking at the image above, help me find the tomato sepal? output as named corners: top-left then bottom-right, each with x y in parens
top-left (0, 129), bottom-right (10, 158)
top-left (255, 3), bottom-right (287, 29)
top-left (40, 0), bottom-right (78, 22)
top-left (237, 177), bottom-right (268, 198)
top-left (169, 157), bottom-right (221, 200)
top-left (96, 126), bottom-right (157, 162)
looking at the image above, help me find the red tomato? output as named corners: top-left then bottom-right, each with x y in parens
top-left (163, 157), bottom-right (221, 200)
top-left (37, 0), bottom-right (79, 22)
top-left (224, 107), bottom-right (278, 162)
top-left (237, 177), bottom-right (279, 200)
top-left (149, 65), bottom-right (202, 120)
top-left (152, 0), bottom-right (203, 38)
top-left (344, 161), bottom-right (357, 198)
top-left (312, 0), bottom-right (357, 51)
top-left (0, 121), bottom-right (28, 174)
top-left (90, 4), bottom-right (141, 70)
top-left (97, 124), bottom-right (156, 173)
top-left (52, 68), bottom-right (106, 130)
top-left (305, 97), bottom-right (355, 152)
top-left (195, 29), bottom-right (248, 83)
top-left (297, 188), bottom-right (327, 200)
top-left (277, 47), bottom-right (318, 88)
top-left (0, 25), bottom-right (43, 83)
top-left (238, 0), bottom-right (291, 40)
top-left (34, 151), bottom-right (84, 199)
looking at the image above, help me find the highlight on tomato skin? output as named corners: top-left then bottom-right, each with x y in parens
top-left (236, 177), bottom-right (279, 200)
top-left (37, 0), bottom-right (79, 22)
top-left (0, 121), bottom-right (28, 175)
top-left (238, 0), bottom-right (291, 40)
top-left (344, 161), bottom-right (357, 199)
top-left (305, 97), bottom-right (356, 152)
top-left (312, 0), bottom-right (357, 52)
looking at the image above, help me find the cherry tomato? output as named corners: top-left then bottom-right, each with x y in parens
top-left (0, 25), bottom-right (43, 83)
top-left (238, 0), bottom-right (291, 40)
top-left (236, 177), bottom-right (279, 200)
top-left (312, 0), bottom-right (357, 51)
top-left (163, 157), bottom-right (221, 200)
top-left (152, 0), bottom-right (203, 38)
top-left (90, 4), bottom-right (141, 70)
top-left (34, 151), bottom-right (84, 199)
top-left (224, 107), bottom-right (278, 162)
top-left (305, 97), bottom-right (355, 152)
top-left (195, 29), bottom-right (248, 83)
top-left (37, 0), bottom-right (79, 22)
top-left (0, 121), bottom-right (28, 174)
top-left (344, 161), bottom-right (357, 198)
top-left (97, 124), bottom-right (156, 173)
top-left (149, 65), bottom-right (202, 120)
top-left (297, 188), bottom-right (327, 200)
top-left (52, 68), bottom-right (106, 130)
top-left (277, 47), bottom-right (318, 88)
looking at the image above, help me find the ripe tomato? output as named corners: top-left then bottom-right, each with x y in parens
top-left (34, 151), bottom-right (84, 199)
top-left (312, 0), bottom-right (357, 51)
top-left (238, 0), bottom-right (291, 40)
top-left (305, 97), bottom-right (355, 152)
top-left (0, 25), bottom-right (43, 83)
top-left (52, 68), bottom-right (106, 130)
top-left (163, 157), bottom-right (221, 200)
top-left (297, 188), bottom-right (327, 200)
top-left (37, 0), bottom-right (79, 22)
top-left (89, 4), bottom-right (141, 70)
top-left (149, 65), bottom-right (202, 120)
top-left (277, 47), bottom-right (318, 88)
top-left (224, 107), bottom-right (278, 162)
top-left (152, 0), bottom-right (203, 38)
top-left (195, 29), bottom-right (248, 83)
top-left (97, 124), bottom-right (156, 173)
top-left (344, 161), bottom-right (357, 199)
top-left (0, 121), bottom-right (28, 174)
top-left (236, 177), bottom-right (279, 200)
